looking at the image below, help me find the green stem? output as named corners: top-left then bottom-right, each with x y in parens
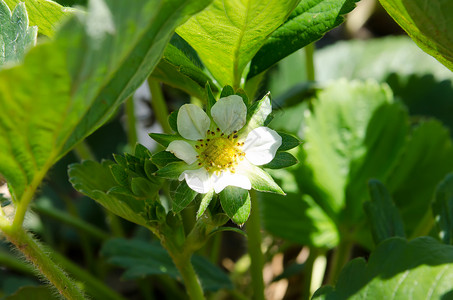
top-left (125, 97), bottom-right (138, 149)
top-left (73, 141), bottom-right (96, 161)
top-left (327, 239), bottom-right (353, 284)
top-left (172, 255), bottom-right (205, 300)
top-left (0, 224), bottom-right (86, 300)
top-left (301, 248), bottom-right (317, 300)
top-left (32, 202), bottom-right (109, 241)
top-left (305, 43), bottom-right (316, 81)
top-left (148, 79), bottom-right (172, 133)
top-left (246, 190), bottom-right (265, 300)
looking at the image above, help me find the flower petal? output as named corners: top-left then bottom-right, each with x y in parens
top-left (179, 168), bottom-right (213, 194)
top-left (212, 172), bottom-right (251, 193)
top-left (211, 95), bottom-right (246, 134)
top-left (166, 140), bottom-right (198, 165)
top-left (243, 127), bottom-right (282, 165)
top-left (177, 104), bottom-right (210, 140)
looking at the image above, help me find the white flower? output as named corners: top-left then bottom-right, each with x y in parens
top-left (166, 95), bottom-right (282, 194)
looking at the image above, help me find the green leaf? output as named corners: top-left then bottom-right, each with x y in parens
top-left (386, 121), bottom-right (453, 236)
top-left (364, 180), bottom-right (405, 245)
top-left (379, 0), bottom-right (453, 72)
top-left (313, 237), bottom-right (453, 299)
top-left (150, 43), bottom-right (216, 100)
top-left (303, 80), bottom-right (400, 215)
top-left (248, 0), bottom-right (359, 78)
top-left (69, 160), bottom-right (148, 226)
top-left (110, 164), bottom-right (129, 187)
top-left (101, 238), bottom-right (233, 291)
top-left (171, 181), bottom-right (198, 213)
top-left (219, 186), bottom-right (250, 225)
top-left (262, 151), bottom-right (298, 169)
top-left (134, 143), bottom-right (152, 159)
top-left (0, 1), bottom-right (37, 68)
top-left (277, 132), bottom-right (301, 151)
top-left (205, 82), bottom-right (217, 116)
top-left (0, 0), bottom-right (212, 203)
top-left (3, 0), bottom-right (71, 37)
top-left (197, 189), bottom-right (215, 219)
top-left (69, 159), bottom-right (163, 227)
top-left (261, 193), bottom-right (339, 248)
top-left (177, 0), bottom-right (299, 87)
top-left (432, 173), bottom-right (453, 245)
top-left (148, 133), bottom-right (181, 147)
top-left (152, 151), bottom-right (181, 167)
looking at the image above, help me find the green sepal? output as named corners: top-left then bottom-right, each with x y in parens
top-left (247, 164), bottom-right (285, 195)
top-left (219, 187), bottom-right (251, 225)
top-left (197, 189), bottom-right (215, 219)
top-left (168, 110), bottom-right (179, 133)
top-left (144, 159), bottom-right (158, 179)
top-left (206, 82), bottom-right (217, 117)
top-left (152, 151), bottom-right (181, 167)
top-left (364, 180), bottom-right (405, 245)
top-left (277, 132), bottom-right (301, 151)
top-left (155, 161), bottom-right (197, 180)
top-left (113, 153), bottom-right (127, 167)
top-left (131, 177), bottom-right (160, 198)
top-left (134, 143), bottom-right (152, 159)
top-left (110, 164), bottom-right (129, 187)
top-left (235, 88), bottom-right (249, 106)
top-left (171, 181), bottom-right (198, 213)
top-left (209, 226), bottom-right (247, 238)
top-left (124, 153), bottom-right (147, 177)
top-left (149, 133), bottom-right (181, 147)
top-left (244, 92), bottom-right (272, 132)
top-left (263, 152), bottom-right (298, 169)
top-left (220, 85), bottom-right (235, 98)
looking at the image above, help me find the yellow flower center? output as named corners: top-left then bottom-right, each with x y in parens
top-left (195, 128), bottom-right (245, 174)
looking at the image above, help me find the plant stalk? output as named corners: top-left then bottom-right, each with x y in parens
top-left (173, 255), bottom-right (205, 300)
top-left (327, 239), bottom-right (353, 284)
top-left (305, 43), bottom-right (316, 81)
top-left (125, 96), bottom-right (138, 149)
top-left (246, 190), bottom-right (265, 300)
top-left (1, 224), bottom-right (86, 300)
top-left (148, 79), bottom-right (172, 133)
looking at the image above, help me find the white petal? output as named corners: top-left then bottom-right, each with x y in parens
top-left (166, 140), bottom-right (198, 165)
top-left (211, 95), bottom-right (246, 135)
top-left (243, 127), bottom-right (282, 165)
top-left (177, 104), bottom-right (210, 140)
top-left (212, 172), bottom-right (251, 193)
top-left (180, 168), bottom-right (213, 194)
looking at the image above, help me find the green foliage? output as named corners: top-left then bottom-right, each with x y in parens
top-left (68, 147), bottom-right (164, 227)
top-left (263, 152), bottom-right (298, 169)
top-left (177, 0), bottom-right (299, 87)
top-left (379, 0), bottom-right (453, 72)
top-left (0, 1), bottom-right (37, 68)
top-left (171, 181), bottom-right (198, 213)
top-left (364, 180), bottom-right (405, 245)
top-left (432, 174), bottom-right (453, 245)
top-left (3, 0), bottom-right (71, 37)
top-left (6, 286), bottom-right (58, 300)
top-left (0, 0), bottom-right (211, 202)
top-left (313, 237), bottom-right (453, 299)
top-left (248, 0), bottom-right (359, 78)
top-left (101, 238), bottom-right (233, 292)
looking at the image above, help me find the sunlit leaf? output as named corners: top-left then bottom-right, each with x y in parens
top-left (0, 1), bottom-right (37, 68)
top-left (379, 0), bottom-right (453, 72)
top-left (313, 237), bottom-right (453, 299)
top-left (177, 0), bottom-right (299, 87)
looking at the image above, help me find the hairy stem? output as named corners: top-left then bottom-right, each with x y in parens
top-left (1, 224), bottom-right (86, 300)
top-left (247, 190), bottom-right (265, 300)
